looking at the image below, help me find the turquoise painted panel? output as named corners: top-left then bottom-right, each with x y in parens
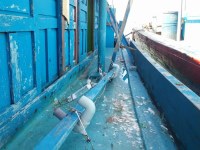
top-left (47, 29), bottom-right (58, 82)
top-left (69, 0), bottom-right (75, 6)
top-left (69, 30), bottom-right (75, 65)
top-left (37, 17), bottom-right (57, 29)
top-left (0, 0), bottom-right (93, 147)
top-left (78, 0), bottom-right (88, 62)
top-left (65, 0), bottom-right (77, 67)
top-left (106, 26), bottom-right (114, 48)
top-left (79, 30), bottom-right (83, 55)
top-left (83, 30), bottom-right (87, 53)
top-left (0, 0), bottom-right (62, 147)
top-left (106, 6), bottom-right (114, 48)
top-left (80, 10), bottom-right (87, 22)
top-left (35, 0), bottom-right (56, 17)
top-left (9, 32), bottom-right (34, 103)
top-left (94, 28), bottom-right (98, 50)
top-left (69, 4), bottom-right (75, 21)
top-left (0, 0), bottom-right (30, 14)
top-left (94, 0), bottom-right (99, 50)
top-left (85, 30), bottom-right (88, 53)
top-left (0, 15), bottom-right (34, 32)
top-left (0, 53), bottom-right (94, 148)
top-left (65, 30), bottom-right (70, 66)
top-left (38, 30), bottom-right (48, 88)
top-left (0, 33), bottom-right (11, 109)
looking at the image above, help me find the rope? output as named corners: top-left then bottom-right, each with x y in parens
top-left (120, 45), bottom-right (137, 51)
top-left (73, 109), bottom-right (94, 149)
top-left (74, 110), bottom-right (87, 136)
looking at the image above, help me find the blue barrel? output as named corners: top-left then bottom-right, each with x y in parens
top-left (162, 11), bottom-right (178, 40)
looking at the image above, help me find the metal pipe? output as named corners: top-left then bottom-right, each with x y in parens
top-left (53, 95), bottom-right (96, 136)
top-left (98, 0), bottom-right (107, 72)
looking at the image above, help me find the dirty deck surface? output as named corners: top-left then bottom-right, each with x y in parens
top-left (4, 48), bottom-right (175, 150)
top-left (61, 50), bottom-right (144, 150)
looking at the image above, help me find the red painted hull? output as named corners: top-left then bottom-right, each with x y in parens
top-left (135, 31), bottom-right (200, 95)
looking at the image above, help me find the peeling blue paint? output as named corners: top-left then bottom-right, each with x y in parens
top-left (0, 0), bottom-right (94, 147)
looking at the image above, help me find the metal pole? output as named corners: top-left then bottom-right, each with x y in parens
top-left (98, 0), bottom-right (107, 72)
top-left (109, 0), bottom-right (133, 71)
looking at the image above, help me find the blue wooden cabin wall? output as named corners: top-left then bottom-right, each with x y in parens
top-left (0, 0), bottom-right (58, 108)
top-left (0, 0), bottom-right (99, 113)
top-left (0, 0), bottom-right (59, 110)
top-left (65, 0), bottom-right (77, 66)
top-left (94, 0), bottom-right (99, 50)
top-left (78, 0), bottom-right (88, 62)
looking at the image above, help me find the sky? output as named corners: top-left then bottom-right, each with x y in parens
top-left (107, 0), bottom-right (200, 35)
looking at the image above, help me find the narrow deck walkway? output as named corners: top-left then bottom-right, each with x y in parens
top-left (4, 48), bottom-right (176, 150)
top-left (61, 50), bottom-right (144, 150)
